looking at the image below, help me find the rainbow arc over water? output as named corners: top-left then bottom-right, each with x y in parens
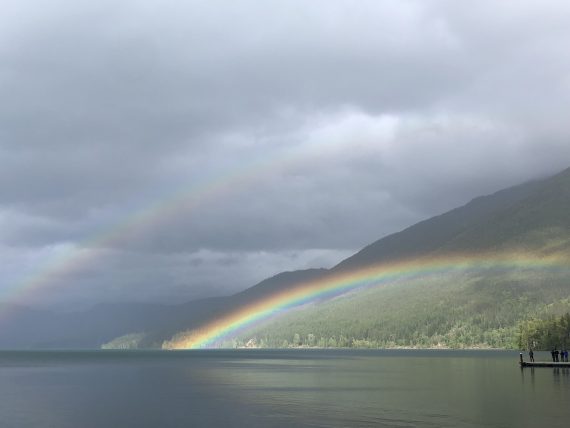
top-left (1, 148), bottom-right (300, 314)
top-left (162, 250), bottom-right (570, 349)
top-left (2, 137), bottom-right (345, 315)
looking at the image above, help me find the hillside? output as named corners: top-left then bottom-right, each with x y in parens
top-left (240, 269), bottom-right (570, 349)
top-left (236, 168), bottom-right (570, 349)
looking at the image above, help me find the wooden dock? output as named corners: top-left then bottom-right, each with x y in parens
top-left (520, 361), bottom-right (570, 367)
top-left (518, 353), bottom-right (570, 367)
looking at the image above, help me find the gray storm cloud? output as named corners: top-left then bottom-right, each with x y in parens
top-left (1, 0), bottom-right (570, 307)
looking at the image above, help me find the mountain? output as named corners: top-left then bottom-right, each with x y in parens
top-left (2, 167), bottom-right (570, 349)
top-left (239, 167), bottom-right (570, 349)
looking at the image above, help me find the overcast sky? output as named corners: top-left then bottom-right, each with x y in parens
top-left (2, 0), bottom-right (570, 309)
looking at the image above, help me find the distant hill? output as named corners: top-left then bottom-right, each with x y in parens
top-left (2, 167), bottom-right (570, 349)
top-left (0, 270), bottom-right (327, 349)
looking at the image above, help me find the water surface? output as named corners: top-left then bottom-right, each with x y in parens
top-left (0, 349), bottom-right (568, 427)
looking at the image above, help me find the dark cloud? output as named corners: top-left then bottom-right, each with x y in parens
top-left (1, 0), bottom-right (570, 307)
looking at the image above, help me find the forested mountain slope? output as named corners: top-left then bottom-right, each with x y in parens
top-left (237, 168), bottom-right (570, 349)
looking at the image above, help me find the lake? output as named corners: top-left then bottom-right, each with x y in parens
top-left (0, 349), bottom-right (568, 427)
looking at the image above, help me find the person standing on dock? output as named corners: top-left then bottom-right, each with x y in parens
top-left (529, 349), bottom-right (534, 362)
top-left (551, 349), bottom-right (556, 362)
top-left (555, 349), bottom-right (560, 362)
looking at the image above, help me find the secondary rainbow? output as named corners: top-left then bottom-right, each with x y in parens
top-left (0, 144), bottom-right (309, 315)
top-left (163, 250), bottom-right (570, 349)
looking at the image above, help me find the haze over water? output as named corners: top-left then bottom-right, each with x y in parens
top-left (0, 349), bottom-right (568, 427)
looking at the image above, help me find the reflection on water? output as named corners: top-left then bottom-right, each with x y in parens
top-left (520, 366), bottom-right (536, 390)
top-left (552, 367), bottom-right (570, 392)
top-left (0, 349), bottom-right (569, 427)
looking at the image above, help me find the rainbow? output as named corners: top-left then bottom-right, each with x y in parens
top-left (162, 250), bottom-right (570, 349)
top-left (0, 146), bottom-right (306, 314)
top-left (4, 126), bottom-right (370, 315)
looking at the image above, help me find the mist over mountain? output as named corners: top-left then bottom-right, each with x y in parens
top-left (2, 167), bottom-right (570, 349)
top-left (334, 177), bottom-right (544, 271)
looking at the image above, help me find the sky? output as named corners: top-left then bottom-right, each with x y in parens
top-left (1, 0), bottom-right (570, 309)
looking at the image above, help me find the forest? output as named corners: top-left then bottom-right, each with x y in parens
top-left (227, 271), bottom-right (570, 350)
top-left (517, 312), bottom-right (570, 351)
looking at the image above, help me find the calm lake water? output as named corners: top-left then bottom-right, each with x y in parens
top-left (0, 349), bottom-right (568, 427)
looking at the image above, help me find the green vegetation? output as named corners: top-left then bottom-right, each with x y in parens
top-left (517, 311), bottom-right (570, 350)
top-left (101, 332), bottom-right (147, 349)
top-left (223, 168), bottom-right (570, 350)
top-left (231, 269), bottom-right (570, 350)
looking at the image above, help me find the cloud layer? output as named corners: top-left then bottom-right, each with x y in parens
top-left (2, 0), bottom-right (570, 308)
